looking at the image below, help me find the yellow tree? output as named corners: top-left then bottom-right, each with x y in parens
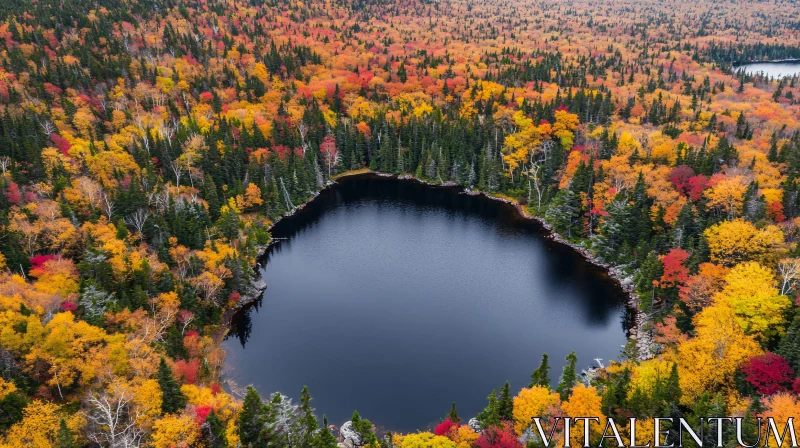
top-left (676, 305), bottom-right (762, 405)
top-left (2, 400), bottom-right (83, 447)
top-left (704, 219), bottom-right (784, 267)
top-left (704, 176), bottom-right (748, 219)
top-left (512, 386), bottom-right (561, 435)
top-left (714, 262), bottom-right (791, 341)
top-left (552, 109), bottom-right (580, 149)
top-left (395, 432), bottom-right (456, 448)
top-left (151, 414), bottom-right (198, 448)
top-left (562, 384), bottom-right (605, 446)
top-left (760, 394), bottom-right (800, 444)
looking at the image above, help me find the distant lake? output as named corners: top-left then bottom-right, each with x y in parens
top-left (736, 61), bottom-right (800, 78)
top-left (223, 174), bottom-right (629, 433)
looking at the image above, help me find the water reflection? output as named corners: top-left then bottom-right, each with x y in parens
top-left (224, 174), bottom-right (630, 432)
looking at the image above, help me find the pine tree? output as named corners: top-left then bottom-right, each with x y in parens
top-left (157, 357), bottom-right (187, 414)
top-left (203, 409), bottom-right (228, 448)
top-left (556, 351), bottom-right (578, 400)
top-left (314, 416), bottom-right (339, 448)
top-left (298, 386), bottom-right (319, 447)
top-left (448, 402), bottom-right (460, 423)
top-left (238, 386), bottom-right (266, 446)
top-left (477, 390), bottom-right (500, 428)
top-left (498, 381), bottom-right (513, 421)
top-left (778, 315), bottom-right (800, 372)
top-left (351, 411), bottom-right (377, 446)
top-left (56, 419), bottom-right (76, 448)
top-left (529, 353), bottom-right (551, 388)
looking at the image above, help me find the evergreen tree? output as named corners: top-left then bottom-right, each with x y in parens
top-left (498, 381), bottom-right (514, 421)
top-left (529, 353), bottom-right (551, 388)
top-left (56, 419), bottom-right (76, 448)
top-left (477, 390), bottom-right (501, 428)
top-left (778, 315), bottom-right (800, 372)
top-left (298, 386), bottom-right (319, 447)
top-left (556, 351), bottom-right (578, 400)
top-left (157, 357), bottom-right (187, 414)
top-left (351, 411), bottom-right (377, 446)
top-left (313, 416), bottom-right (339, 448)
top-left (238, 386), bottom-right (266, 446)
top-left (448, 402), bottom-right (460, 423)
top-left (203, 409), bottom-right (228, 448)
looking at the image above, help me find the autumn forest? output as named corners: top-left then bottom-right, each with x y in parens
top-left (1, 0), bottom-right (800, 446)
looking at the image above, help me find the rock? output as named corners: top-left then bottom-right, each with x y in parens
top-left (339, 421), bottom-right (363, 446)
top-left (468, 418), bottom-right (482, 433)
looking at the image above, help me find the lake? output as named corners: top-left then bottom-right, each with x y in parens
top-left (736, 61), bottom-right (800, 78)
top-left (223, 174), bottom-right (629, 433)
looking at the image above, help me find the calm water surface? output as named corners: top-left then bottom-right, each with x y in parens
top-left (736, 61), bottom-right (800, 78)
top-left (223, 175), bottom-right (629, 433)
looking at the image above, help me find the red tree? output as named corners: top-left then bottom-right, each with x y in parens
top-left (475, 423), bottom-right (522, 448)
top-left (687, 175), bottom-right (708, 201)
top-left (669, 165), bottom-right (695, 196)
top-left (767, 201), bottom-right (786, 222)
top-left (660, 248), bottom-right (690, 288)
top-left (320, 135), bottom-right (339, 175)
top-left (194, 405), bottom-right (212, 425)
top-left (173, 358), bottom-right (200, 384)
top-left (4, 181), bottom-right (21, 204)
top-left (434, 418), bottom-right (459, 437)
top-left (741, 353), bottom-right (794, 395)
top-left (50, 133), bottom-right (72, 156)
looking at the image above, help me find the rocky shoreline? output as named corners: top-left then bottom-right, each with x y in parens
top-left (227, 169), bottom-right (652, 359)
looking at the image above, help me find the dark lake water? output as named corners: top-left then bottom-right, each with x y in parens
top-left (223, 174), bottom-right (629, 433)
top-left (736, 61), bottom-right (800, 78)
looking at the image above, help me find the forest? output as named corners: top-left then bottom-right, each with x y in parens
top-left (0, 0), bottom-right (800, 446)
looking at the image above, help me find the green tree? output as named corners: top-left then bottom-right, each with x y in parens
top-left (477, 390), bottom-right (500, 428)
top-left (157, 357), bottom-right (187, 414)
top-left (203, 409), bottom-right (228, 448)
top-left (314, 416), bottom-right (339, 448)
top-left (529, 353), bottom-right (551, 388)
top-left (498, 381), bottom-right (514, 421)
top-left (56, 419), bottom-right (76, 448)
top-left (351, 410), bottom-right (377, 446)
top-left (238, 386), bottom-right (266, 446)
top-left (556, 351), bottom-right (578, 400)
top-left (298, 386), bottom-right (319, 447)
top-left (448, 402), bottom-right (460, 423)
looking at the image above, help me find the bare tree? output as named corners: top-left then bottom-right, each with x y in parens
top-left (169, 159), bottom-right (184, 187)
top-left (100, 191), bottom-right (115, 220)
top-left (297, 121), bottom-right (309, 155)
top-left (527, 162), bottom-right (545, 213)
top-left (0, 156), bottom-right (10, 175)
top-left (39, 119), bottom-right (55, 136)
top-left (124, 208), bottom-right (150, 234)
top-left (85, 385), bottom-right (143, 448)
top-left (778, 258), bottom-right (800, 296)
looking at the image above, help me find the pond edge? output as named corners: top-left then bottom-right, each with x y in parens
top-left (225, 170), bottom-right (653, 362)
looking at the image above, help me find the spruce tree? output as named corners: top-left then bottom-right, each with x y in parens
top-left (351, 411), bottom-right (377, 446)
top-left (498, 381), bottom-right (514, 421)
top-left (238, 386), bottom-right (266, 446)
top-left (157, 357), bottom-right (187, 414)
top-left (530, 353), bottom-right (551, 388)
top-left (203, 410), bottom-right (228, 448)
top-left (448, 402), bottom-right (460, 423)
top-left (56, 419), bottom-right (76, 448)
top-left (477, 390), bottom-right (500, 428)
top-left (778, 315), bottom-right (800, 372)
top-left (313, 416), bottom-right (339, 448)
top-left (298, 386), bottom-right (319, 447)
top-left (556, 351), bottom-right (578, 401)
